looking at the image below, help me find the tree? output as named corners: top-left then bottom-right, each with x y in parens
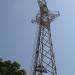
top-left (0, 59), bottom-right (26, 75)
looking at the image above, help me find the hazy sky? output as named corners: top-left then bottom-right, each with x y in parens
top-left (0, 0), bottom-right (75, 75)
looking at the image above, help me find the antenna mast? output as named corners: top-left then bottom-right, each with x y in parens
top-left (31, 0), bottom-right (60, 75)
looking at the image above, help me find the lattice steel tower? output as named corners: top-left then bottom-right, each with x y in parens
top-left (31, 0), bottom-right (60, 75)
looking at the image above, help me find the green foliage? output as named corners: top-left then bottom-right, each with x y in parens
top-left (0, 59), bottom-right (26, 75)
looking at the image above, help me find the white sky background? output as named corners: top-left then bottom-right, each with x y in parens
top-left (0, 0), bottom-right (75, 75)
